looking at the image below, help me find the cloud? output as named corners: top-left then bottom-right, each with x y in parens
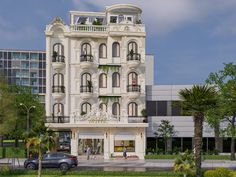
top-left (72, 0), bottom-right (236, 36)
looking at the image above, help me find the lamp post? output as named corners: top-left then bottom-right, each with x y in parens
top-left (20, 103), bottom-right (36, 158)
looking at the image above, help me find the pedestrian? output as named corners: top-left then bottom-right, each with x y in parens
top-left (123, 146), bottom-right (127, 159)
top-left (86, 146), bottom-right (91, 160)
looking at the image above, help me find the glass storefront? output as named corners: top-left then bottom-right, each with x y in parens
top-left (114, 140), bottom-right (135, 152)
top-left (78, 139), bottom-right (104, 155)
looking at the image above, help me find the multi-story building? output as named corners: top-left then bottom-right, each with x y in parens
top-left (45, 4), bottom-right (147, 159)
top-left (0, 49), bottom-right (46, 103)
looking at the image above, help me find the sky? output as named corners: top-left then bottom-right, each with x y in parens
top-left (0, 0), bottom-right (235, 85)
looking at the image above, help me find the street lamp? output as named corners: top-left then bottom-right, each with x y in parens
top-left (19, 103), bottom-right (36, 158)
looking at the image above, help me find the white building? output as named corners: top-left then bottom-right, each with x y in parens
top-left (45, 4), bottom-right (147, 159)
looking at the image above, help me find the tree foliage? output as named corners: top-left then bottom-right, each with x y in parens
top-left (206, 62), bottom-right (236, 160)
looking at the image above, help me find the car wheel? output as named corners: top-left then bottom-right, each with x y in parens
top-left (59, 163), bottom-right (69, 171)
top-left (26, 163), bottom-right (36, 170)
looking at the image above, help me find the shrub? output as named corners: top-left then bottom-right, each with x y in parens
top-left (204, 168), bottom-right (233, 177)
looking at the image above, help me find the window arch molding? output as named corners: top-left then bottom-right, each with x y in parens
top-left (128, 41), bottom-right (138, 54)
top-left (81, 42), bottom-right (92, 55)
top-left (53, 73), bottom-right (64, 86)
top-left (81, 72), bottom-right (91, 86)
top-left (81, 102), bottom-right (91, 114)
top-left (112, 72), bottom-right (120, 87)
top-left (99, 73), bottom-right (107, 88)
top-left (112, 102), bottom-right (120, 116)
top-left (112, 42), bottom-right (120, 57)
top-left (128, 102), bottom-right (138, 117)
top-left (53, 103), bottom-right (64, 116)
top-left (53, 43), bottom-right (64, 56)
top-left (99, 103), bottom-right (107, 112)
top-left (128, 72), bottom-right (138, 85)
top-left (99, 43), bottom-right (107, 58)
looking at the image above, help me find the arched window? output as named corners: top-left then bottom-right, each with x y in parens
top-left (128, 41), bottom-right (138, 54)
top-left (53, 73), bottom-right (64, 86)
top-left (112, 72), bottom-right (120, 87)
top-left (128, 102), bottom-right (138, 116)
top-left (81, 102), bottom-right (91, 114)
top-left (112, 42), bottom-right (120, 57)
top-left (53, 43), bottom-right (64, 56)
top-left (81, 43), bottom-right (91, 55)
top-left (128, 72), bottom-right (138, 85)
top-left (81, 73), bottom-right (91, 86)
top-left (53, 103), bottom-right (64, 117)
top-left (99, 43), bottom-right (107, 58)
top-left (99, 73), bottom-right (107, 88)
top-left (99, 103), bottom-right (107, 112)
top-left (112, 102), bottom-right (120, 116)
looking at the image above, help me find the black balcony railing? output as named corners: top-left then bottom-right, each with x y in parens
top-left (52, 85), bottom-right (65, 93)
top-left (128, 116), bottom-right (147, 123)
top-left (80, 85), bottom-right (93, 93)
top-left (80, 54), bottom-right (94, 62)
top-left (127, 85), bottom-right (141, 92)
top-left (127, 53), bottom-right (141, 61)
top-left (46, 116), bottom-right (70, 123)
top-left (52, 55), bottom-right (65, 62)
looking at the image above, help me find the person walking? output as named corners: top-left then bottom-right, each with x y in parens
top-left (123, 146), bottom-right (127, 159)
top-left (86, 146), bottom-right (91, 160)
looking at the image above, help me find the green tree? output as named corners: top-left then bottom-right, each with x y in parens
top-left (0, 77), bottom-right (17, 146)
top-left (154, 120), bottom-right (175, 154)
top-left (179, 85), bottom-right (217, 177)
top-left (205, 95), bottom-right (224, 154)
top-left (26, 123), bottom-right (55, 177)
top-left (206, 63), bottom-right (236, 160)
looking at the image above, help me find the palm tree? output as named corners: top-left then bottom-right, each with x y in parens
top-left (179, 85), bottom-right (216, 177)
top-left (26, 127), bottom-right (55, 177)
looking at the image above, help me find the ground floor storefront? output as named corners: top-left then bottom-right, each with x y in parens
top-left (47, 123), bottom-right (148, 159)
top-left (147, 137), bottom-right (235, 154)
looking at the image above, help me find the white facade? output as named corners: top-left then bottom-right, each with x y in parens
top-left (45, 4), bottom-right (147, 159)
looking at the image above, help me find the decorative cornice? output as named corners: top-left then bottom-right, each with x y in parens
top-left (50, 16), bottom-right (65, 25)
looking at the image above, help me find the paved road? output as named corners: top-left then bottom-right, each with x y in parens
top-left (1, 158), bottom-right (236, 170)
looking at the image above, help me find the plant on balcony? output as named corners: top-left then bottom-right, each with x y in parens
top-left (141, 109), bottom-right (147, 118)
top-left (136, 19), bottom-right (142, 24)
top-left (92, 20), bottom-right (102, 25)
top-left (81, 111), bottom-right (86, 116)
top-left (87, 80), bottom-right (92, 92)
top-left (52, 51), bottom-right (58, 59)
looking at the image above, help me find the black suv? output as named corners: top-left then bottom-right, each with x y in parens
top-left (24, 152), bottom-right (78, 170)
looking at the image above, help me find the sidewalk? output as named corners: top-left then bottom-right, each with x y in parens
top-left (1, 158), bottom-right (236, 170)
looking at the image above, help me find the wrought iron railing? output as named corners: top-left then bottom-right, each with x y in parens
top-left (127, 53), bottom-right (141, 61)
top-left (127, 85), bottom-right (141, 92)
top-left (46, 116), bottom-right (70, 123)
top-left (80, 54), bottom-right (94, 62)
top-left (52, 55), bottom-right (65, 62)
top-left (80, 85), bottom-right (93, 93)
top-left (52, 86), bottom-right (65, 93)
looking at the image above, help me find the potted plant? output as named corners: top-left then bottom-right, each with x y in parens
top-left (52, 51), bottom-right (58, 61)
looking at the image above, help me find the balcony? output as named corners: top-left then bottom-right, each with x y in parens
top-left (128, 116), bottom-right (147, 123)
top-left (80, 85), bottom-right (93, 100)
top-left (52, 86), bottom-right (65, 100)
top-left (46, 116), bottom-right (70, 123)
top-left (127, 85), bottom-right (141, 99)
top-left (71, 25), bottom-right (107, 32)
top-left (52, 55), bottom-right (65, 71)
top-left (80, 54), bottom-right (94, 69)
top-left (127, 53), bottom-right (141, 68)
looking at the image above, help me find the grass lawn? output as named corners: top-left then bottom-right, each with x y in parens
top-left (0, 170), bottom-right (182, 177)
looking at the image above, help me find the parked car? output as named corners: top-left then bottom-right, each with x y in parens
top-left (24, 152), bottom-right (78, 170)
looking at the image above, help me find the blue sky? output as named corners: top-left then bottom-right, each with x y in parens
top-left (0, 0), bottom-right (235, 84)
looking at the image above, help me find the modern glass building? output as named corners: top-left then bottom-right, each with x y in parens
top-left (0, 49), bottom-right (46, 103)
